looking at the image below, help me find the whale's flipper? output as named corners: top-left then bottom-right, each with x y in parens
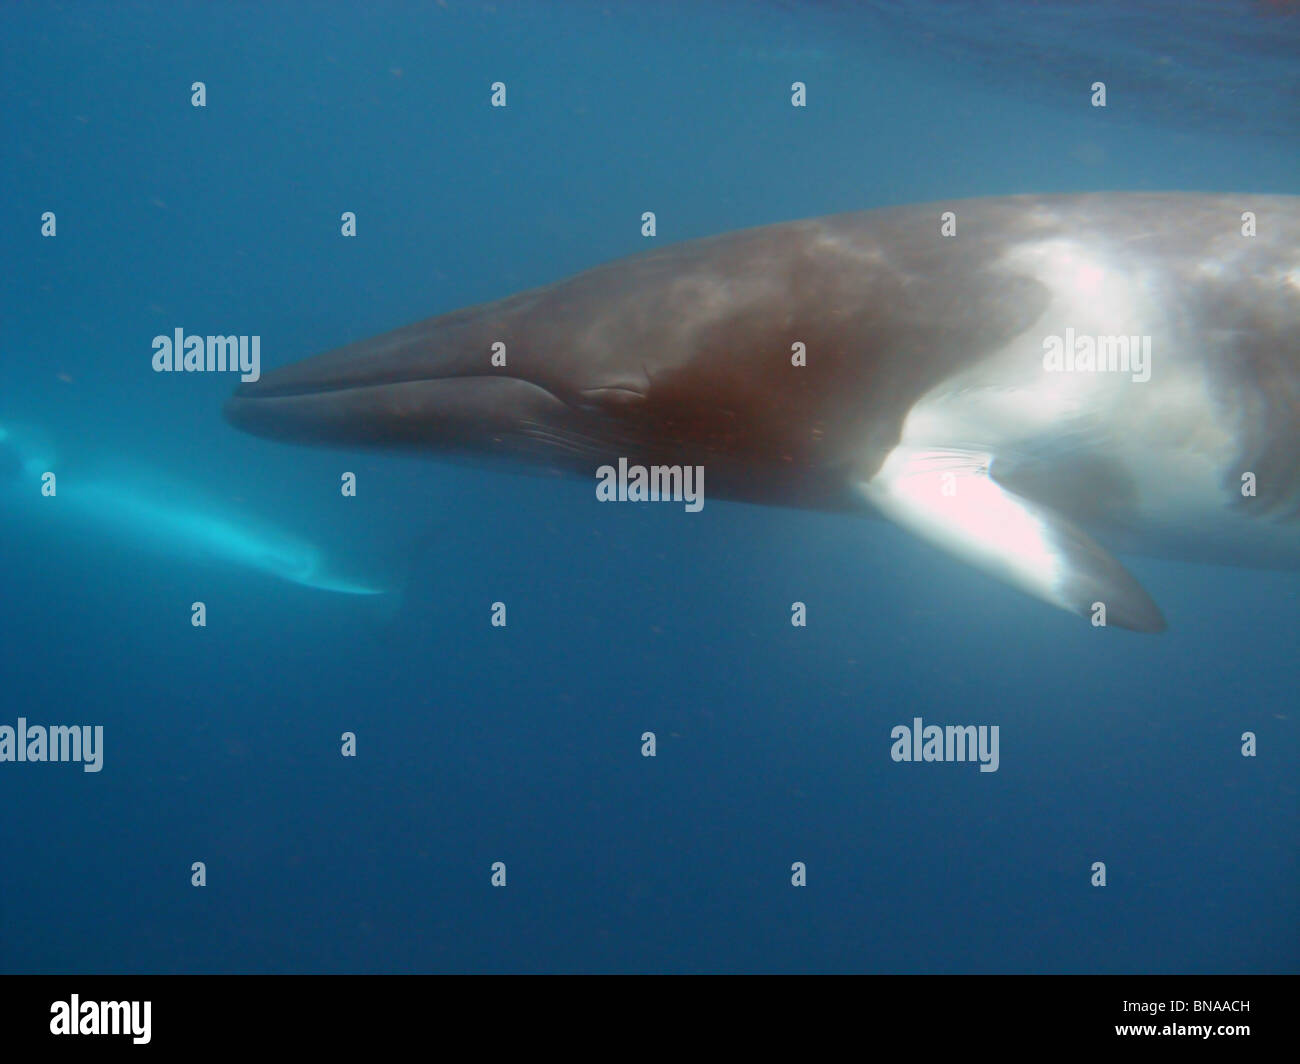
top-left (860, 446), bottom-right (1166, 632)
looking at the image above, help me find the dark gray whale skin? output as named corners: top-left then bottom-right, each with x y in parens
top-left (225, 193), bottom-right (1300, 629)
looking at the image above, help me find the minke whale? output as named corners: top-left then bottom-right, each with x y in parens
top-left (0, 421), bottom-right (388, 596)
top-left (225, 193), bottom-right (1300, 630)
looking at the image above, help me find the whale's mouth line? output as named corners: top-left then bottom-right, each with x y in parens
top-left (232, 372), bottom-right (559, 403)
top-left (223, 372), bottom-right (600, 456)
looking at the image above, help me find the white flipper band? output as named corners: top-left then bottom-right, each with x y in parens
top-left (860, 446), bottom-right (1165, 632)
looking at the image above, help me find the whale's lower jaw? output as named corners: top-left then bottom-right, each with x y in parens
top-left (224, 192), bottom-right (1300, 629)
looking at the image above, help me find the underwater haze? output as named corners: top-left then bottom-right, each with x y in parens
top-left (1, 0), bottom-right (1297, 973)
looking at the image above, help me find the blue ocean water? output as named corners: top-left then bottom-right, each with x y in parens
top-left (1, 1), bottom-right (1296, 973)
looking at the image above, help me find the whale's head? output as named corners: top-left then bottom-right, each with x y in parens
top-left (225, 211), bottom-right (1050, 507)
top-left (223, 239), bottom-right (907, 506)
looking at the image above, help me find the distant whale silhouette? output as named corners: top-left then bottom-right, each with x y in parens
top-left (225, 193), bottom-right (1300, 629)
top-left (0, 420), bottom-right (387, 596)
